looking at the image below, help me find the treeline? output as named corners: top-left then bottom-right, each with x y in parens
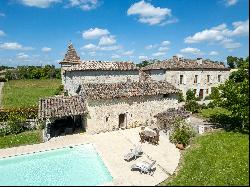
top-left (0, 66), bottom-right (14, 71)
top-left (5, 65), bottom-right (61, 80)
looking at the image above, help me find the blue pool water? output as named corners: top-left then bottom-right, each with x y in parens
top-left (0, 144), bottom-right (112, 186)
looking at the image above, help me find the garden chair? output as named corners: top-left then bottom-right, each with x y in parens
top-left (124, 144), bottom-right (143, 161)
top-left (131, 160), bottom-right (156, 176)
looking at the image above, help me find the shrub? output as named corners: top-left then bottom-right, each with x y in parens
top-left (207, 101), bottom-right (216, 108)
top-left (169, 118), bottom-right (196, 146)
top-left (177, 92), bottom-right (185, 102)
top-left (204, 95), bottom-right (211, 100)
top-left (184, 100), bottom-right (200, 113)
top-left (54, 84), bottom-right (64, 95)
top-left (186, 89), bottom-right (196, 101)
top-left (0, 77), bottom-right (7, 82)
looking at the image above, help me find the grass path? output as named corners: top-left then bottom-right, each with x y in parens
top-left (160, 130), bottom-right (249, 186)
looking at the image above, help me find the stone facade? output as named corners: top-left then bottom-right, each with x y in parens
top-left (165, 70), bottom-right (230, 98)
top-left (142, 56), bottom-right (231, 99)
top-left (64, 70), bottom-right (140, 95)
top-left (85, 94), bottom-right (178, 134)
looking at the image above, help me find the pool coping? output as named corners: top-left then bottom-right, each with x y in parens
top-left (0, 142), bottom-right (114, 186)
top-left (0, 128), bottom-right (180, 186)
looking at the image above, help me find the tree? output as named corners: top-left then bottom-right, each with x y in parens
top-left (227, 56), bottom-right (237, 68)
top-left (213, 56), bottom-right (249, 131)
top-left (227, 56), bottom-right (246, 69)
top-left (136, 60), bottom-right (153, 67)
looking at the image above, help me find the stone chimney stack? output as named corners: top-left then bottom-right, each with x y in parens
top-left (197, 57), bottom-right (203, 65)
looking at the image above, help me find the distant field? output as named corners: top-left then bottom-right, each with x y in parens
top-left (2, 79), bottom-right (61, 108)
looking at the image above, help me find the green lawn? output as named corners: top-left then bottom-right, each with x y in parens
top-left (0, 130), bottom-right (43, 149)
top-left (2, 79), bottom-right (61, 108)
top-left (161, 130), bottom-right (249, 186)
top-left (196, 107), bottom-right (232, 119)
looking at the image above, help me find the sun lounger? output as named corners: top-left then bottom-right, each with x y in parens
top-left (131, 160), bottom-right (156, 176)
top-left (124, 144), bottom-right (143, 161)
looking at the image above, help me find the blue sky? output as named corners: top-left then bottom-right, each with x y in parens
top-left (0, 0), bottom-right (249, 67)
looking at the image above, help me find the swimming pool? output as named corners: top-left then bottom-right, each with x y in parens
top-left (0, 144), bottom-right (113, 186)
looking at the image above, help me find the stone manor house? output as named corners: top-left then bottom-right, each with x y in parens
top-left (38, 43), bottom-right (230, 140)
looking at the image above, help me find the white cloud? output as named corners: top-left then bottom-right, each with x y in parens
top-left (229, 20), bottom-right (249, 36)
top-left (19, 0), bottom-right (61, 8)
top-left (160, 18), bottom-right (179, 26)
top-left (0, 42), bottom-right (33, 50)
top-left (176, 53), bottom-right (184, 58)
top-left (81, 43), bottom-right (97, 50)
top-left (145, 44), bottom-right (157, 50)
top-left (16, 52), bottom-right (30, 60)
top-left (122, 50), bottom-right (134, 56)
top-left (184, 24), bottom-right (226, 43)
top-left (127, 0), bottom-right (172, 25)
top-left (68, 0), bottom-right (99, 11)
top-left (185, 19), bottom-right (249, 44)
top-left (99, 35), bottom-right (116, 46)
top-left (138, 55), bottom-right (148, 60)
top-left (111, 54), bottom-right (121, 59)
top-left (180, 47), bottom-right (202, 55)
top-left (0, 30), bottom-right (5, 36)
top-left (88, 51), bottom-right (96, 56)
top-left (161, 40), bottom-right (170, 45)
top-left (82, 28), bottom-right (110, 39)
top-left (209, 51), bottom-right (219, 55)
top-left (224, 0), bottom-right (238, 6)
top-left (152, 52), bottom-right (166, 57)
top-left (99, 45), bottom-right (122, 51)
top-left (220, 39), bottom-right (241, 49)
top-left (41, 47), bottom-right (52, 52)
top-left (158, 46), bottom-right (169, 52)
top-left (0, 13), bottom-right (5, 17)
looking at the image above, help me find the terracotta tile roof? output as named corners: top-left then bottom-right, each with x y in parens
top-left (38, 95), bottom-right (87, 119)
top-left (82, 80), bottom-right (179, 100)
top-left (66, 61), bottom-right (139, 71)
top-left (142, 58), bottom-right (229, 70)
top-left (154, 107), bottom-right (191, 123)
top-left (59, 43), bottom-right (81, 65)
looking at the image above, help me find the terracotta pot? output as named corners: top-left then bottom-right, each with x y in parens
top-left (176, 143), bottom-right (185, 150)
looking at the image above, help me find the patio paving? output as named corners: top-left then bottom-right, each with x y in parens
top-left (0, 127), bottom-right (180, 186)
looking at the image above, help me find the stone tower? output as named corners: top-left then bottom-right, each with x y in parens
top-left (60, 42), bottom-right (81, 84)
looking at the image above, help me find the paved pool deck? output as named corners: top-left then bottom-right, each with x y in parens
top-left (0, 127), bottom-right (180, 186)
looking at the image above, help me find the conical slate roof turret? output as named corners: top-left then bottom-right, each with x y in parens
top-left (59, 42), bottom-right (81, 64)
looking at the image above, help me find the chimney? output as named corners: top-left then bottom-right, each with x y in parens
top-left (173, 56), bottom-right (178, 61)
top-left (197, 57), bottom-right (202, 65)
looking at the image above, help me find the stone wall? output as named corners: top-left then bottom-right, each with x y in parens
top-left (147, 69), bottom-right (230, 99)
top-left (84, 94), bottom-right (178, 134)
top-left (148, 69), bottom-right (166, 81)
top-left (64, 70), bottom-right (140, 95)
